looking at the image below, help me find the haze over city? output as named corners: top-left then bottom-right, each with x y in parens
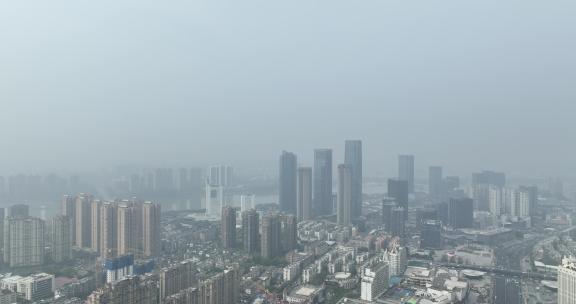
top-left (1, 1), bottom-right (576, 304)
top-left (1, 0), bottom-right (575, 177)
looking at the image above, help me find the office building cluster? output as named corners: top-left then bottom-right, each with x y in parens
top-left (221, 207), bottom-right (297, 259)
top-left (278, 140), bottom-right (363, 226)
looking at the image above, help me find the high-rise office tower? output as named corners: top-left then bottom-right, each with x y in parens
top-left (448, 198), bottom-right (474, 229)
top-left (117, 204), bottom-right (137, 256)
top-left (75, 194), bottom-right (93, 248)
top-left (361, 260), bottom-right (389, 302)
top-left (241, 209), bottom-right (259, 255)
top-left (221, 207), bottom-right (236, 249)
top-left (345, 140), bottom-right (362, 219)
top-left (261, 214), bottom-right (281, 259)
top-left (398, 155), bottom-right (415, 193)
top-left (388, 179), bottom-right (409, 220)
top-left (313, 149), bottom-right (333, 217)
top-left (390, 207), bottom-right (406, 240)
top-left (61, 195), bottom-right (76, 243)
top-left (420, 220), bottom-right (442, 249)
top-left (142, 201), bottom-right (161, 257)
top-left (279, 151), bottom-right (298, 215)
top-left (428, 166), bottom-right (443, 201)
top-left (558, 256), bottom-right (576, 304)
top-left (91, 200), bottom-right (102, 253)
top-left (51, 215), bottom-right (71, 263)
top-left (297, 167), bottom-right (313, 222)
top-left (337, 164), bottom-right (352, 226)
top-left (382, 199), bottom-right (396, 232)
top-left (99, 202), bottom-right (118, 259)
top-left (3, 217), bottom-right (45, 267)
top-left (280, 214), bottom-right (297, 252)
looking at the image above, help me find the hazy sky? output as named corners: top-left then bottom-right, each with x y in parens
top-left (1, 0), bottom-right (575, 178)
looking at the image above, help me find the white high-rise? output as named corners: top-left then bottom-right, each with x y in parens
top-left (558, 256), bottom-right (576, 304)
top-left (240, 194), bottom-right (255, 212)
top-left (361, 260), bottom-right (389, 301)
top-left (488, 186), bottom-right (503, 217)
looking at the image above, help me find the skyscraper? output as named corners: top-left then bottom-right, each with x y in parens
top-left (221, 207), bottom-right (236, 249)
top-left (558, 256), bottom-right (576, 304)
top-left (448, 198), bottom-right (474, 229)
top-left (261, 214), bottom-right (281, 259)
top-left (280, 214), bottom-right (297, 252)
top-left (388, 179), bottom-right (409, 220)
top-left (313, 149), bottom-right (333, 217)
top-left (142, 201), bottom-right (161, 257)
top-left (344, 140), bottom-right (362, 219)
top-left (3, 217), bottom-right (45, 267)
top-left (117, 204), bottom-right (137, 256)
top-left (99, 202), bottom-right (118, 259)
top-left (241, 209), bottom-right (259, 255)
top-left (279, 151), bottom-right (298, 215)
top-left (382, 199), bottom-right (396, 232)
top-left (337, 164), bottom-right (352, 226)
top-left (51, 215), bottom-right (71, 263)
top-left (297, 167), bottom-right (312, 222)
top-left (420, 220), bottom-right (442, 249)
top-left (61, 195), bottom-right (76, 244)
top-left (75, 193), bottom-right (93, 248)
top-left (91, 200), bottom-right (102, 253)
top-left (398, 155), bottom-right (415, 193)
top-left (361, 260), bottom-right (389, 302)
top-left (390, 207), bottom-right (406, 240)
top-left (428, 166), bottom-right (443, 201)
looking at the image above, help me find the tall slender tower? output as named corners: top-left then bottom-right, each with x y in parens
top-left (51, 215), bottom-right (71, 263)
top-left (99, 202), bottom-right (118, 259)
top-left (314, 149), bottom-right (333, 217)
top-left (337, 164), bottom-right (352, 226)
top-left (61, 195), bottom-right (76, 246)
top-left (221, 207), bottom-right (237, 249)
top-left (143, 201), bottom-right (161, 257)
top-left (241, 209), bottom-right (259, 255)
top-left (388, 179), bottom-right (409, 220)
top-left (398, 155), bottom-right (415, 193)
top-left (75, 194), bottom-right (93, 248)
top-left (117, 204), bottom-right (137, 256)
top-left (344, 140), bottom-right (362, 219)
top-left (428, 166), bottom-right (443, 201)
top-left (91, 200), bottom-right (102, 253)
top-left (297, 167), bottom-right (313, 222)
top-left (261, 214), bottom-right (281, 259)
top-left (279, 151), bottom-right (298, 215)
